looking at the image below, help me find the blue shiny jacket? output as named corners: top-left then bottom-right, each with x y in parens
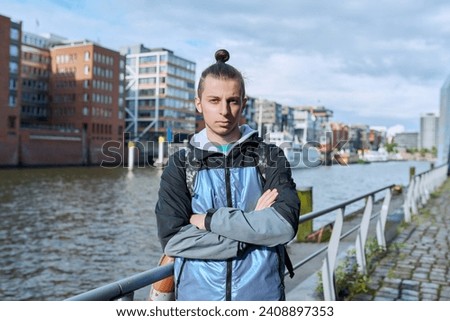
top-left (155, 125), bottom-right (300, 300)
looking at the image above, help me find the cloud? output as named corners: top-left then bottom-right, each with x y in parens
top-left (2, 0), bottom-right (449, 131)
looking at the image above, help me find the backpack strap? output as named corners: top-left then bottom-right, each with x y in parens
top-left (284, 246), bottom-right (295, 278)
top-left (184, 146), bottom-right (201, 197)
top-left (258, 141), bottom-right (295, 279)
top-left (255, 140), bottom-right (269, 182)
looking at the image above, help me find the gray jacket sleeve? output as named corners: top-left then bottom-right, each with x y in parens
top-left (206, 207), bottom-right (295, 246)
top-left (164, 224), bottom-right (245, 260)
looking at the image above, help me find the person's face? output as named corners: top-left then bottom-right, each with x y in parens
top-left (195, 76), bottom-right (246, 145)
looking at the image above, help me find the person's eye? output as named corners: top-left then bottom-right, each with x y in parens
top-left (209, 99), bottom-right (219, 104)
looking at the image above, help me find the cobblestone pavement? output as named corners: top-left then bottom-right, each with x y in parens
top-left (352, 178), bottom-right (450, 301)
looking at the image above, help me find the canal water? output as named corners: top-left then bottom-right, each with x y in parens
top-left (0, 160), bottom-right (431, 301)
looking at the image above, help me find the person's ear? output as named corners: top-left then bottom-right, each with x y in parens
top-left (241, 97), bottom-right (247, 113)
top-left (195, 97), bottom-right (202, 113)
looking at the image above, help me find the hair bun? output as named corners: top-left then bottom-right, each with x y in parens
top-left (215, 49), bottom-right (230, 63)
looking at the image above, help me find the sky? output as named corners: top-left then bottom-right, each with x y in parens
top-left (3, 0), bottom-right (450, 133)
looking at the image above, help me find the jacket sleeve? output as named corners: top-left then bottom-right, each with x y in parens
top-left (155, 149), bottom-right (192, 251)
top-left (204, 145), bottom-right (300, 246)
top-left (155, 149), bottom-right (246, 258)
top-left (164, 224), bottom-right (246, 259)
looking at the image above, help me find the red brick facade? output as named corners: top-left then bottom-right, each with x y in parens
top-left (0, 14), bottom-right (125, 167)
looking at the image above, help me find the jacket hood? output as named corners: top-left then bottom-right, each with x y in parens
top-left (189, 124), bottom-right (259, 158)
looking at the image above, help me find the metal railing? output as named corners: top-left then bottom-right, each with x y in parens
top-left (66, 264), bottom-right (173, 301)
top-left (403, 164), bottom-right (448, 223)
top-left (66, 163), bottom-right (448, 301)
top-left (293, 184), bottom-right (395, 301)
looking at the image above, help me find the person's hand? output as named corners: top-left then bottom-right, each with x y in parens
top-left (190, 214), bottom-right (206, 229)
top-left (255, 189), bottom-right (278, 211)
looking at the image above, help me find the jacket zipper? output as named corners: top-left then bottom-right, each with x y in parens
top-left (225, 154), bottom-right (232, 300)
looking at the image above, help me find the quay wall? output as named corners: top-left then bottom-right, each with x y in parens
top-left (19, 128), bottom-right (83, 166)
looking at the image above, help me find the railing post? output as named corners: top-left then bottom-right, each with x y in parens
top-left (376, 188), bottom-right (392, 250)
top-left (409, 166), bottom-right (416, 181)
top-left (412, 176), bottom-right (420, 214)
top-left (322, 207), bottom-right (344, 301)
top-left (355, 195), bottom-right (373, 274)
top-left (403, 176), bottom-right (415, 223)
top-left (297, 186), bottom-right (313, 242)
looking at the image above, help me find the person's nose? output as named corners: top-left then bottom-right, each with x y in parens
top-left (219, 100), bottom-right (230, 116)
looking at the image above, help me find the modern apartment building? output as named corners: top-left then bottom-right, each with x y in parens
top-left (348, 124), bottom-right (370, 151)
top-left (394, 132), bottom-right (419, 150)
top-left (419, 113), bottom-right (439, 150)
top-left (0, 15), bottom-right (22, 165)
top-left (295, 105), bottom-right (333, 144)
top-left (122, 45), bottom-right (196, 143)
top-left (254, 98), bottom-right (282, 136)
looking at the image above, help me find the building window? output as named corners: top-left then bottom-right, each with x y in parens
top-left (83, 107), bottom-right (89, 116)
top-left (9, 94), bottom-right (16, 107)
top-left (84, 65), bottom-right (90, 75)
top-left (9, 78), bottom-right (17, 90)
top-left (9, 62), bottom-right (18, 73)
top-left (83, 80), bottom-right (90, 88)
top-left (10, 45), bottom-right (19, 57)
top-left (8, 116), bottom-right (16, 129)
top-left (84, 51), bottom-right (90, 61)
top-left (10, 28), bottom-right (19, 40)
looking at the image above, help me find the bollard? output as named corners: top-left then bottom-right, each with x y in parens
top-left (296, 186), bottom-right (313, 242)
top-left (409, 166), bottom-right (416, 182)
top-left (128, 141), bottom-right (135, 170)
top-left (158, 136), bottom-right (164, 165)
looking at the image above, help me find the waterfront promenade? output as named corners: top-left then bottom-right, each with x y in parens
top-left (287, 177), bottom-right (450, 301)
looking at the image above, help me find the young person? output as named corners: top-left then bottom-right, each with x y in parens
top-left (155, 49), bottom-right (300, 301)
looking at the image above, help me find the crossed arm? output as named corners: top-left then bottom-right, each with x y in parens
top-left (189, 188), bottom-right (278, 229)
top-left (163, 188), bottom-right (296, 260)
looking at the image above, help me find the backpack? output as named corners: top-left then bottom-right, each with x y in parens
top-left (183, 141), bottom-right (295, 278)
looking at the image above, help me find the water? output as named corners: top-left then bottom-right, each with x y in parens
top-left (291, 160), bottom-right (431, 227)
top-left (0, 160), bottom-right (431, 301)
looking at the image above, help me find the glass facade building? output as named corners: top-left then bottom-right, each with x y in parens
top-left (122, 45), bottom-right (196, 142)
top-left (438, 75), bottom-right (450, 166)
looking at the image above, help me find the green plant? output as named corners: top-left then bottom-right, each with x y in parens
top-left (315, 238), bottom-right (383, 300)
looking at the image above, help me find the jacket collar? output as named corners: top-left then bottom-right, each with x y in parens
top-left (189, 125), bottom-right (259, 158)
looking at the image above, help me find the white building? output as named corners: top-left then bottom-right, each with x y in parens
top-left (420, 113), bottom-right (439, 150)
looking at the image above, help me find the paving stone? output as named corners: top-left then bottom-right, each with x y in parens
top-left (401, 279), bottom-right (420, 291)
top-left (401, 289), bottom-right (420, 297)
top-left (422, 293), bottom-right (439, 300)
top-left (420, 282), bottom-right (440, 293)
top-left (412, 272), bottom-right (429, 281)
top-left (383, 277), bottom-right (401, 289)
top-left (351, 293), bottom-right (373, 301)
top-left (376, 287), bottom-right (399, 299)
top-left (439, 286), bottom-right (450, 300)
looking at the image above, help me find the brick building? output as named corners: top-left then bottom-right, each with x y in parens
top-left (0, 15), bottom-right (22, 165)
top-left (0, 14), bottom-right (125, 166)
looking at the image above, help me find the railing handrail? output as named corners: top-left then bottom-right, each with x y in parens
top-left (66, 264), bottom-right (173, 301)
top-left (299, 184), bottom-right (395, 223)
